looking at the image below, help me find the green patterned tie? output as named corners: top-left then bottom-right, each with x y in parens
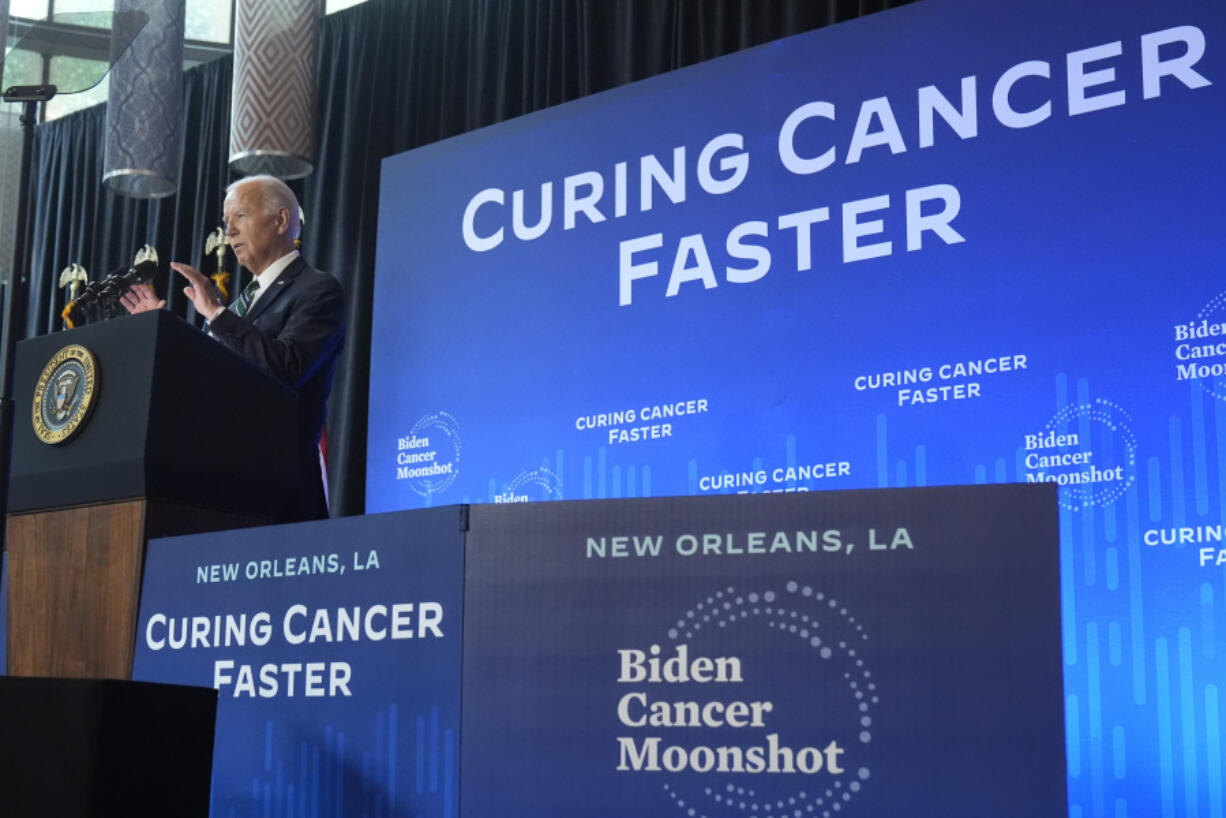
top-left (231, 278), bottom-right (260, 317)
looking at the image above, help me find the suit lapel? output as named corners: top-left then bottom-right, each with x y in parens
top-left (245, 256), bottom-right (304, 324)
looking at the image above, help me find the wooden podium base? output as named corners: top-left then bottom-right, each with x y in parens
top-left (6, 498), bottom-right (268, 678)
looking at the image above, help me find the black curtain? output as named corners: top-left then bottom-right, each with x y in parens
top-left (28, 58), bottom-right (234, 329)
top-left (22, 0), bottom-right (913, 516)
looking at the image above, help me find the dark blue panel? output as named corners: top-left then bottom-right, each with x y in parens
top-left (1, 550), bottom-right (7, 676)
top-left (132, 507), bottom-right (466, 818)
top-left (461, 487), bottom-right (1065, 818)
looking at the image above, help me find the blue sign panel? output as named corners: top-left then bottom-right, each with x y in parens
top-left (1, 550), bottom-right (7, 675)
top-left (461, 487), bottom-right (1065, 817)
top-left (368, 0), bottom-right (1226, 814)
top-left (132, 508), bottom-right (466, 818)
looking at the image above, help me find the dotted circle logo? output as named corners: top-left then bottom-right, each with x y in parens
top-left (1190, 290), bottom-right (1226, 402)
top-left (656, 582), bottom-right (877, 818)
top-left (405, 411), bottom-right (462, 498)
top-left (1033, 399), bottom-right (1136, 511)
top-left (498, 466), bottom-right (562, 502)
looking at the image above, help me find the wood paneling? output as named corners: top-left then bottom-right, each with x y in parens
top-left (7, 501), bottom-right (146, 679)
top-left (5, 499), bottom-right (272, 678)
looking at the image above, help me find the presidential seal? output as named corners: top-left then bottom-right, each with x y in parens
top-left (32, 344), bottom-right (99, 445)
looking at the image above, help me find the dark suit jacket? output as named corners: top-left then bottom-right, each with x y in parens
top-left (208, 256), bottom-right (345, 521)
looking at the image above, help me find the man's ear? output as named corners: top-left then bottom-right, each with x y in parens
top-left (276, 207), bottom-right (291, 235)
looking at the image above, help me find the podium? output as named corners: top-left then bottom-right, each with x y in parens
top-left (4, 310), bottom-right (298, 678)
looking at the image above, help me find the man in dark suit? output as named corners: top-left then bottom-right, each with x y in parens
top-left (121, 175), bottom-right (345, 521)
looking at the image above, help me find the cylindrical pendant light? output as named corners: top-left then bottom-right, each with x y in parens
top-left (102, 0), bottom-right (185, 199)
top-left (229, 0), bottom-right (317, 180)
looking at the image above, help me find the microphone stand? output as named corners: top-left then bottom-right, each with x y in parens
top-left (0, 84), bottom-right (57, 542)
top-left (0, 11), bottom-right (148, 551)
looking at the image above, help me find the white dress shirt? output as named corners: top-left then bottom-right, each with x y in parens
top-left (244, 250), bottom-right (300, 313)
top-left (207, 250), bottom-right (299, 322)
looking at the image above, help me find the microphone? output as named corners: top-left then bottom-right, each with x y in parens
top-left (64, 259), bottom-right (159, 326)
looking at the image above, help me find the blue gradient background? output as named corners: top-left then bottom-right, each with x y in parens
top-left (368, 0), bottom-right (1226, 815)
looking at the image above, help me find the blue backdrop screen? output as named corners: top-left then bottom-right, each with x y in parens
top-left (368, 1), bottom-right (1226, 815)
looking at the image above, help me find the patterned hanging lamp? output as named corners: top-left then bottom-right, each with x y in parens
top-left (229, 0), bottom-right (317, 180)
top-left (101, 0), bottom-right (185, 199)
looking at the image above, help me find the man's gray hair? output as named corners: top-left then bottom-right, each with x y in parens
top-left (225, 175), bottom-right (301, 240)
